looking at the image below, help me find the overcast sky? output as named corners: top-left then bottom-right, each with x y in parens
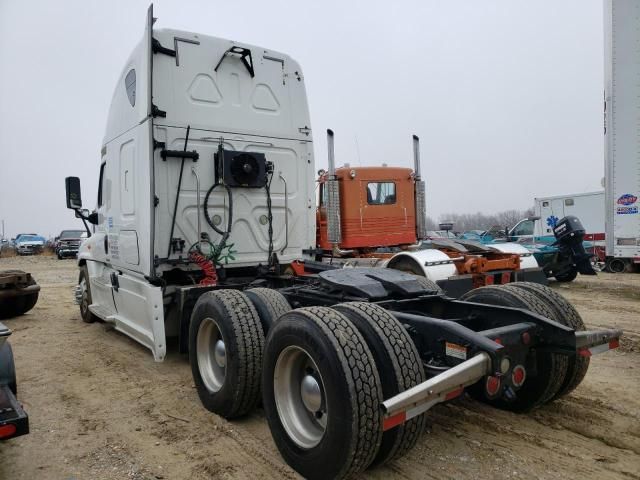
top-left (0, 0), bottom-right (604, 238)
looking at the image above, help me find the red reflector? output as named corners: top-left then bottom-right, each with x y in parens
top-left (521, 331), bottom-right (531, 345)
top-left (383, 412), bottom-right (406, 431)
top-left (512, 365), bottom-right (526, 387)
top-left (485, 376), bottom-right (501, 396)
top-left (445, 387), bottom-right (464, 401)
top-left (609, 338), bottom-right (620, 349)
top-left (493, 338), bottom-right (502, 345)
top-left (0, 424), bottom-right (17, 439)
top-left (578, 348), bottom-right (592, 358)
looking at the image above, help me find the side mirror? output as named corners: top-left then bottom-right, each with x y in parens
top-left (65, 177), bottom-right (83, 209)
top-left (88, 212), bottom-right (99, 225)
top-left (75, 208), bottom-right (90, 219)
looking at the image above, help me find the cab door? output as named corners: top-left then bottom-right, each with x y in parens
top-left (86, 160), bottom-right (118, 317)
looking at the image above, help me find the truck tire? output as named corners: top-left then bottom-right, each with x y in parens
top-left (20, 275), bottom-right (39, 316)
top-left (554, 268), bottom-right (578, 282)
top-left (606, 258), bottom-right (627, 273)
top-left (459, 285), bottom-right (568, 412)
top-left (20, 291), bottom-right (38, 315)
top-left (503, 282), bottom-right (589, 400)
top-left (0, 297), bottom-right (26, 320)
top-left (245, 288), bottom-right (292, 335)
top-left (413, 275), bottom-right (444, 294)
top-left (78, 267), bottom-right (98, 323)
top-left (0, 341), bottom-right (17, 395)
top-left (0, 271), bottom-right (38, 319)
top-left (333, 302), bottom-right (427, 465)
top-left (262, 307), bottom-right (383, 480)
top-left (189, 289), bottom-right (264, 419)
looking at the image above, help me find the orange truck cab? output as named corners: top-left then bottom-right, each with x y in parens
top-left (317, 166), bottom-right (418, 251)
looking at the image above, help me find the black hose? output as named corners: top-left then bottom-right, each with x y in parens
top-left (265, 172), bottom-right (274, 265)
top-left (204, 182), bottom-right (233, 239)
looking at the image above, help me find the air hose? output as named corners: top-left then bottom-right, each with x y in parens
top-left (203, 182), bottom-right (233, 240)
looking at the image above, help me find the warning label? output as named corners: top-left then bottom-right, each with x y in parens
top-left (445, 342), bottom-right (467, 360)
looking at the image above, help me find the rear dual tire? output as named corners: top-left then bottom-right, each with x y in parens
top-left (245, 287), bottom-right (291, 334)
top-left (333, 302), bottom-right (427, 465)
top-left (262, 307), bottom-right (383, 480)
top-left (460, 285), bottom-right (568, 412)
top-left (190, 290), bottom-right (427, 477)
top-left (262, 303), bottom-right (428, 478)
top-left (503, 282), bottom-right (589, 399)
top-left (189, 290), bottom-right (264, 419)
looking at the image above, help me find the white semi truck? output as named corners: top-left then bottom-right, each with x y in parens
top-left (603, 0), bottom-right (640, 273)
top-left (64, 6), bottom-right (622, 479)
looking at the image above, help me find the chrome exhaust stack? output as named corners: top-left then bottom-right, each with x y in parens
top-left (326, 129), bottom-right (342, 246)
top-left (413, 135), bottom-right (428, 240)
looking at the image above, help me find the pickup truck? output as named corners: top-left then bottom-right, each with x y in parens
top-left (55, 229), bottom-right (86, 259)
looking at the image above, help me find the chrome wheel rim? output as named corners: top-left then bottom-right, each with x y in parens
top-left (197, 318), bottom-right (226, 393)
top-left (274, 346), bottom-right (327, 449)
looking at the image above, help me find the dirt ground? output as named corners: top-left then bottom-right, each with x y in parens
top-left (0, 256), bottom-right (638, 480)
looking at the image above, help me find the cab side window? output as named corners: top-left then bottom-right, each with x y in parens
top-left (513, 220), bottom-right (534, 236)
top-left (125, 69), bottom-right (136, 107)
top-left (97, 163), bottom-right (106, 207)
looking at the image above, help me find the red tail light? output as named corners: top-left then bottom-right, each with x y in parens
top-left (485, 376), bottom-right (501, 396)
top-left (511, 365), bottom-right (526, 387)
top-left (0, 424), bottom-right (17, 439)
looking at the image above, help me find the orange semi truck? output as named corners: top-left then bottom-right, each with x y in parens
top-left (308, 132), bottom-right (546, 295)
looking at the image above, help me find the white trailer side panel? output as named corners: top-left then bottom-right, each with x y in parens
top-left (604, 0), bottom-right (640, 260)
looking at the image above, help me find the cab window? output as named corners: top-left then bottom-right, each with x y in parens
top-left (97, 163), bottom-right (106, 207)
top-left (125, 69), bottom-right (136, 107)
top-left (367, 182), bottom-right (396, 205)
top-left (513, 220), bottom-right (534, 236)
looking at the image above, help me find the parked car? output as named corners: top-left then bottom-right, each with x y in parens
top-left (55, 230), bottom-right (86, 259)
top-left (13, 234), bottom-right (37, 244)
top-left (15, 235), bottom-right (45, 256)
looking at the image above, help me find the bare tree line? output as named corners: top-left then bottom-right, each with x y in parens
top-left (425, 207), bottom-right (535, 233)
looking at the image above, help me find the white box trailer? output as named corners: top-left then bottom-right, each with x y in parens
top-left (533, 191), bottom-right (605, 240)
top-left (603, 0), bottom-right (640, 272)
